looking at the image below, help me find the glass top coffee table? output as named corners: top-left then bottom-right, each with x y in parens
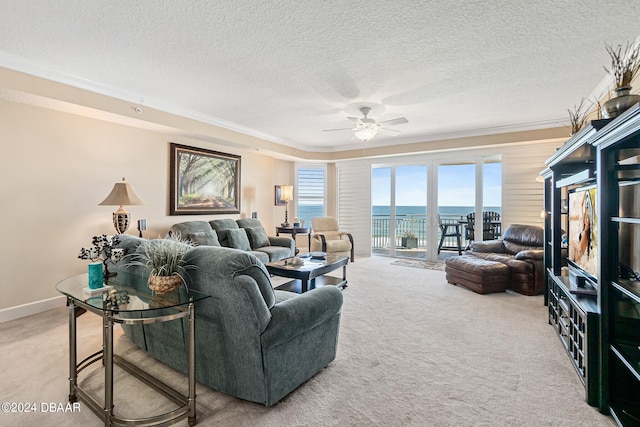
top-left (266, 253), bottom-right (349, 293)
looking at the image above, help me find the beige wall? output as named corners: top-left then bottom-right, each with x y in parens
top-left (0, 98), bottom-right (293, 311)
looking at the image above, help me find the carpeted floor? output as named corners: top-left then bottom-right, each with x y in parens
top-left (0, 256), bottom-right (614, 426)
top-left (391, 259), bottom-right (446, 271)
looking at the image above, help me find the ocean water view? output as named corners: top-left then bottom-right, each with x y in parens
top-left (297, 206), bottom-right (502, 223)
top-left (372, 206), bottom-right (501, 218)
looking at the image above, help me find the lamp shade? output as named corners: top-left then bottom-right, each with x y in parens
top-left (99, 177), bottom-right (145, 207)
top-left (281, 185), bottom-right (294, 202)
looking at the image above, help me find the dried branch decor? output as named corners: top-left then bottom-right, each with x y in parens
top-left (604, 41), bottom-right (640, 88)
top-left (567, 98), bottom-right (592, 134)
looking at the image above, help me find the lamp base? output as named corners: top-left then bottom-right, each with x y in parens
top-left (113, 212), bottom-right (130, 234)
top-left (281, 222), bottom-right (291, 227)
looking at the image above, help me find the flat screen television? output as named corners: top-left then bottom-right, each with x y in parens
top-left (567, 185), bottom-right (598, 283)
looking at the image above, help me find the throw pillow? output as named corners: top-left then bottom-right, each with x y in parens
top-left (187, 230), bottom-right (220, 247)
top-left (227, 228), bottom-right (251, 251)
top-left (245, 227), bottom-right (270, 249)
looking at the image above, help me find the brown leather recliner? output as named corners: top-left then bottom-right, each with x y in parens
top-left (466, 224), bottom-right (544, 295)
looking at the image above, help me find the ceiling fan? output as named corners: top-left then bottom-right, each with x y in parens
top-left (323, 107), bottom-right (409, 142)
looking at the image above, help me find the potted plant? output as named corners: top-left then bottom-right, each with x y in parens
top-left (401, 231), bottom-right (418, 249)
top-left (127, 235), bottom-right (195, 294)
top-left (602, 41), bottom-right (640, 118)
top-left (78, 235), bottom-right (127, 279)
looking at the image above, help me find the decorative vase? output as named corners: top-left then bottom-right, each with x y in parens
top-left (88, 262), bottom-right (104, 289)
top-left (602, 86), bottom-right (640, 119)
top-left (148, 274), bottom-right (183, 295)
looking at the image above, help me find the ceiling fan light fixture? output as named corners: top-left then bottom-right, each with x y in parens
top-left (354, 126), bottom-right (379, 142)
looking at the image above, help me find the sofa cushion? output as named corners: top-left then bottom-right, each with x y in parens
top-left (228, 228), bottom-right (251, 251)
top-left (248, 250), bottom-right (269, 263)
top-left (209, 219), bottom-right (240, 247)
top-left (469, 240), bottom-right (506, 253)
top-left (255, 246), bottom-right (293, 262)
top-left (187, 230), bottom-right (220, 247)
top-left (236, 218), bottom-right (264, 230)
top-left (503, 241), bottom-right (541, 255)
top-left (324, 239), bottom-right (351, 253)
top-left (184, 246), bottom-right (275, 309)
top-left (170, 221), bottom-right (214, 240)
top-left (503, 224), bottom-right (544, 247)
top-left (246, 227), bottom-right (271, 249)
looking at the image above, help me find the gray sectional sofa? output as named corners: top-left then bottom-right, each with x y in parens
top-left (169, 218), bottom-right (294, 263)
top-left (112, 234), bottom-right (343, 406)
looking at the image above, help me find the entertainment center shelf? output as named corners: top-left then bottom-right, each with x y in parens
top-left (543, 104), bottom-right (640, 426)
top-left (547, 272), bottom-right (599, 406)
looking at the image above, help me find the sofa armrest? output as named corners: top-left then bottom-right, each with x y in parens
top-left (261, 286), bottom-right (343, 350)
top-left (312, 233), bottom-right (328, 252)
top-left (269, 236), bottom-right (295, 251)
top-left (339, 232), bottom-right (355, 261)
top-left (515, 249), bottom-right (544, 261)
top-left (469, 240), bottom-right (505, 253)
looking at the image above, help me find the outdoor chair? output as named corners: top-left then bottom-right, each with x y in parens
top-left (437, 214), bottom-right (462, 255)
top-left (465, 212), bottom-right (497, 243)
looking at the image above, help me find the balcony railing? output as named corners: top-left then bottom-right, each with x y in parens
top-left (371, 214), bottom-right (468, 251)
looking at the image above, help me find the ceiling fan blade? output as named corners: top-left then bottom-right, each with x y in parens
top-left (347, 116), bottom-right (361, 123)
top-left (378, 117), bottom-right (408, 126)
top-left (380, 127), bottom-right (401, 133)
top-left (322, 127), bottom-right (355, 132)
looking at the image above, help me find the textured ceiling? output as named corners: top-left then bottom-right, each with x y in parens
top-left (0, 1), bottom-right (639, 152)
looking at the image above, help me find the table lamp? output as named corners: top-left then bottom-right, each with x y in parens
top-left (281, 185), bottom-right (293, 227)
top-left (99, 177), bottom-right (145, 234)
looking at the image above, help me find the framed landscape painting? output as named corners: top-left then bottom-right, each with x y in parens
top-left (170, 143), bottom-right (241, 215)
top-left (275, 185), bottom-right (285, 206)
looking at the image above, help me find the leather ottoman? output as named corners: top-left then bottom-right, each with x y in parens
top-left (445, 255), bottom-right (509, 294)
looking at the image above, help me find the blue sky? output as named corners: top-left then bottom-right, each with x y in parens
top-left (372, 163), bottom-right (502, 206)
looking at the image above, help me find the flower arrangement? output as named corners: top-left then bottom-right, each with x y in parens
top-left (78, 235), bottom-right (126, 277)
top-left (604, 41), bottom-right (640, 89)
top-left (402, 231), bottom-right (417, 239)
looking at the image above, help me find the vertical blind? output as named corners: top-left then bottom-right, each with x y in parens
top-left (296, 166), bottom-right (325, 225)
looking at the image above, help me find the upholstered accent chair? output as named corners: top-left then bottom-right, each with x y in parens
top-left (112, 235), bottom-right (344, 406)
top-left (310, 217), bottom-right (354, 262)
top-left (466, 224), bottom-right (545, 295)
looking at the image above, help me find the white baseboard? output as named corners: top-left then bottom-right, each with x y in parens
top-left (0, 295), bottom-right (67, 323)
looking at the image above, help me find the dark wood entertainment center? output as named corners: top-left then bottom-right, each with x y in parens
top-left (543, 104), bottom-right (640, 426)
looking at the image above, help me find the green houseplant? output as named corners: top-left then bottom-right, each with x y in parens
top-left (128, 235), bottom-right (195, 294)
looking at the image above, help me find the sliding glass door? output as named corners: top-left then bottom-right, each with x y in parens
top-left (438, 162), bottom-right (476, 252)
top-left (372, 156), bottom-right (502, 260)
top-left (395, 165), bottom-right (427, 260)
top-left (372, 167), bottom-right (392, 257)
top-left (372, 165), bottom-right (427, 259)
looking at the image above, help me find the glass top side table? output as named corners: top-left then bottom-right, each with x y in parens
top-left (56, 272), bottom-right (210, 426)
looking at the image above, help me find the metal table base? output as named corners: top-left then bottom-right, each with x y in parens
top-left (67, 298), bottom-right (197, 426)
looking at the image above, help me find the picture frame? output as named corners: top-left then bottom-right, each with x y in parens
top-left (170, 143), bottom-right (241, 215)
top-left (274, 185), bottom-right (285, 206)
